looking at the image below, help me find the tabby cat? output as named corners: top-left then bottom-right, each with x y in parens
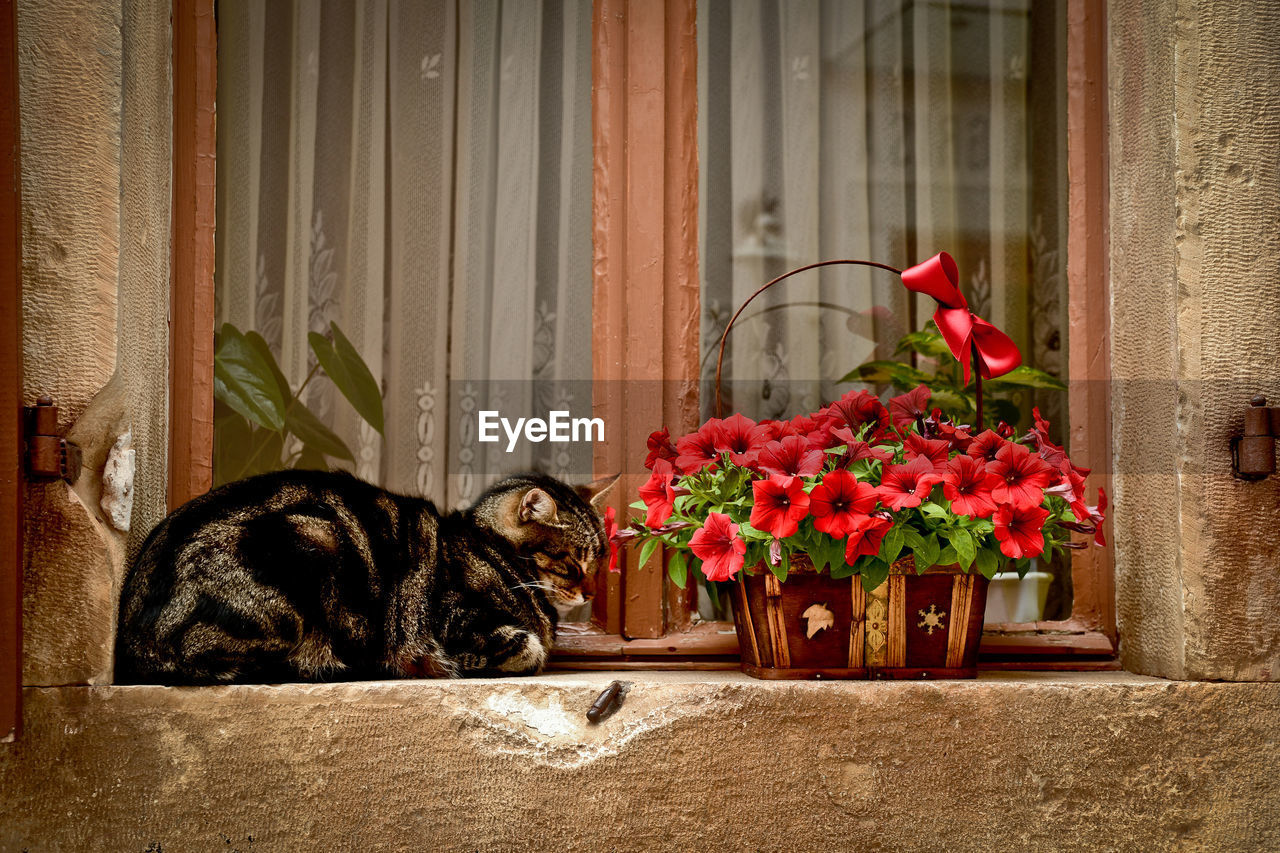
top-left (115, 469), bottom-right (616, 684)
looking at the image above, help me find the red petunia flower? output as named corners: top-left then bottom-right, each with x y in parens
top-left (638, 458), bottom-right (681, 527)
top-left (889, 385), bottom-right (932, 432)
top-left (675, 421), bottom-right (722, 474)
top-left (602, 506), bottom-right (620, 573)
top-left (809, 469), bottom-right (879, 538)
top-left (993, 503), bottom-right (1051, 559)
top-left (934, 418), bottom-right (974, 452)
top-left (831, 425), bottom-right (894, 463)
top-left (903, 432), bottom-right (952, 472)
top-left (967, 429), bottom-right (1007, 463)
top-left (757, 435), bottom-right (825, 479)
top-left (824, 389), bottom-right (891, 441)
top-left (750, 475), bottom-right (811, 539)
top-left (644, 427), bottom-right (678, 470)
top-left (987, 442), bottom-right (1055, 510)
top-left (941, 454), bottom-right (1001, 519)
top-left (711, 413), bottom-right (772, 467)
top-left (1093, 488), bottom-right (1108, 547)
top-left (845, 514), bottom-right (893, 562)
top-left (690, 511), bottom-right (747, 581)
top-left (876, 455), bottom-right (944, 512)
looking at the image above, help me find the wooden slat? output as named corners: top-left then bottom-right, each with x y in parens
top-left (946, 574), bottom-right (974, 668)
top-left (886, 575), bottom-right (906, 668)
top-left (552, 621), bottom-right (739, 658)
top-left (591, 0), bottom-right (699, 639)
top-left (763, 573), bottom-right (790, 668)
top-left (168, 0), bottom-right (217, 511)
top-left (735, 576), bottom-right (760, 666)
top-left (865, 580), bottom-right (888, 668)
top-left (847, 578), bottom-right (865, 668)
top-left (0, 0), bottom-right (20, 743)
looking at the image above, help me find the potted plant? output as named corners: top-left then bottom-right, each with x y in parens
top-left (607, 254), bottom-right (1107, 679)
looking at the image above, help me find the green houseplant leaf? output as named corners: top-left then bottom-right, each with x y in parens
top-left (309, 322), bottom-right (385, 434)
top-left (214, 323), bottom-right (286, 432)
top-left (285, 403), bottom-right (355, 462)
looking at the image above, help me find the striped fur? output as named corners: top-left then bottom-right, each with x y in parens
top-left (115, 470), bottom-right (615, 684)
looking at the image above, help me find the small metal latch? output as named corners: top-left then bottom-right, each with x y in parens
top-left (24, 396), bottom-right (82, 484)
top-left (1231, 395), bottom-right (1280, 481)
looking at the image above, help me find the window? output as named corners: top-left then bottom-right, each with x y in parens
top-left (174, 0), bottom-right (1114, 670)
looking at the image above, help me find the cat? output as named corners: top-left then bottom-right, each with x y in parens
top-left (114, 469), bottom-right (616, 684)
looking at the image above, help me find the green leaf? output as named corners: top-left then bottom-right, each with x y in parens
top-left (837, 360), bottom-right (931, 388)
top-left (214, 323), bottom-right (287, 432)
top-left (705, 577), bottom-right (722, 612)
top-left (243, 330), bottom-right (292, 401)
top-left (637, 538), bottom-right (661, 571)
top-left (668, 550), bottom-right (688, 589)
top-left (926, 386), bottom-right (974, 417)
top-left (919, 502), bottom-right (949, 520)
top-left (974, 547), bottom-right (1000, 580)
top-left (629, 500), bottom-right (647, 511)
top-left (285, 403), bottom-right (355, 461)
top-left (913, 531), bottom-right (941, 573)
top-left (982, 365), bottom-right (1068, 392)
top-left (894, 329), bottom-right (953, 360)
top-left (239, 428), bottom-right (285, 479)
top-left (309, 323), bottom-right (385, 434)
top-left (860, 558), bottom-right (891, 593)
top-left (829, 558), bottom-right (857, 580)
top-left (807, 536), bottom-right (845, 574)
top-left (936, 545), bottom-right (959, 566)
top-left (952, 528), bottom-right (977, 569)
top-left (880, 526), bottom-right (905, 564)
top-left (294, 446), bottom-right (330, 471)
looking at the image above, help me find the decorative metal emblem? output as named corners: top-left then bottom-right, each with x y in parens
top-left (802, 603), bottom-right (835, 639)
top-left (917, 604), bottom-right (947, 636)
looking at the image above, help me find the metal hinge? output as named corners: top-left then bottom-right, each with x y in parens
top-left (23, 396), bottom-right (81, 484)
top-left (1231, 395), bottom-right (1280, 481)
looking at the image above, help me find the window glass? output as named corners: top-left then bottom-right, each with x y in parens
top-left (697, 0), bottom-right (1071, 619)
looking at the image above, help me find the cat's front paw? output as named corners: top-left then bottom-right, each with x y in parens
top-left (494, 626), bottom-right (548, 675)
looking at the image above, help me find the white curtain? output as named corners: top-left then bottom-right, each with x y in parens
top-left (698, 0), bottom-right (1067, 426)
top-left (216, 0), bottom-right (594, 508)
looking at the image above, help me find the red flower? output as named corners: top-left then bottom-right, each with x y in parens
top-left (1093, 488), bottom-right (1108, 547)
top-left (967, 429), bottom-right (1007, 463)
top-left (644, 427), bottom-right (678, 470)
top-left (830, 426), bottom-right (893, 463)
top-left (993, 503), bottom-right (1050, 559)
top-left (690, 512), bottom-right (747, 581)
top-left (825, 389), bottom-right (890, 441)
top-left (638, 458), bottom-right (679, 527)
top-left (757, 435), bottom-right (825, 478)
top-left (809, 469), bottom-right (879, 538)
top-left (987, 442), bottom-right (1054, 510)
top-left (675, 422), bottom-right (722, 474)
top-left (602, 506), bottom-right (620, 573)
top-left (711, 413), bottom-right (771, 467)
top-left (934, 419), bottom-right (974, 452)
top-left (889, 385), bottom-right (932, 432)
top-left (845, 515), bottom-right (893, 562)
top-left (903, 432), bottom-right (951, 472)
top-left (876, 455), bottom-right (944, 512)
top-left (941, 454), bottom-right (1001, 519)
top-left (750, 475), bottom-right (811, 539)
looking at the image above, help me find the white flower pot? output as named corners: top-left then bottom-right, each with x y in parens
top-left (983, 571), bottom-right (1052, 623)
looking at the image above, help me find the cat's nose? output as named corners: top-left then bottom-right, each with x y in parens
top-left (581, 570), bottom-right (596, 599)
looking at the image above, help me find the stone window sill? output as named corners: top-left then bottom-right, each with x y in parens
top-left (5, 671), bottom-right (1279, 850)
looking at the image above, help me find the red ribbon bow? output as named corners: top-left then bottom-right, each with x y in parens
top-left (900, 252), bottom-right (1022, 385)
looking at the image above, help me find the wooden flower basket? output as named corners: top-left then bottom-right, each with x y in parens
top-left (732, 556), bottom-right (988, 679)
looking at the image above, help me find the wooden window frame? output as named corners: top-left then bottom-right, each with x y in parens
top-left (1, 0), bottom-right (22, 740)
top-left (173, 0), bottom-right (1114, 671)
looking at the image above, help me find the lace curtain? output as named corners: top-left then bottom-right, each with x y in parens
top-left (699, 0), bottom-right (1067, 427)
top-left (216, 0), bottom-right (594, 508)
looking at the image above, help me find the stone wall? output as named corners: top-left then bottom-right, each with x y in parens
top-left (16, 0), bottom-right (170, 686)
top-left (1109, 0), bottom-right (1280, 679)
top-left (2, 673), bottom-right (1278, 851)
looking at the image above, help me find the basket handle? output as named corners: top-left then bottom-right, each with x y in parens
top-left (713, 259), bottom-right (899, 419)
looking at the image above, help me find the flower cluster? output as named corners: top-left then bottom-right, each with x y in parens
top-left (613, 386), bottom-right (1106, 592)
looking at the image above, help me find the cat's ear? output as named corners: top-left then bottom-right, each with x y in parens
top-left (577, 473), bottom-right (621, 510)
top-left (518, 488), bottom-right (559, 526)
